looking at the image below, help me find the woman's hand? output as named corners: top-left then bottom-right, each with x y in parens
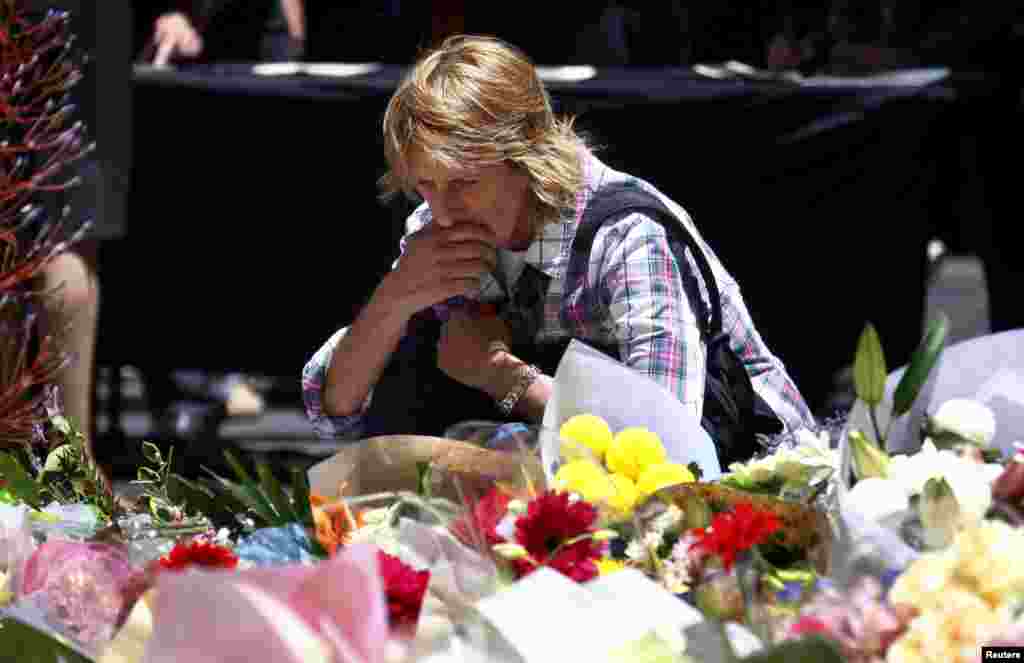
top-left (437, 309), bottom-right (514, 393)
top-left (152, 12), bottom-right (203, 67)
top-left (377, 222), bottom-right (497, 320)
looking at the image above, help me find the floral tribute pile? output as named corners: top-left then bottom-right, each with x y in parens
top-left (6, 3), bottom-right (1024, 661)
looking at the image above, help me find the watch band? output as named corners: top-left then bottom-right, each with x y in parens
top-left (496, 364), bottom-right (541, 416)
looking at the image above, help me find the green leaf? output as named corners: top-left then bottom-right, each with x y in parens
top-left (141, 441), bottom-right (163, 465)
top-left (167, 473), bottom-right (217, 516)
top-left (290, 466), bottom-right (315, 528)
top-left (892, 312), bottom-right (949, 418)
top-left (0, 616), bottom-right (94, 663)
top-left (202, 467), bottom-right (279, 526)
top-left (416, 461), bottom-right (432, 499)
top-left (220, 451), bottom-right (281, 525)
top-left (741, 636), bottom-right (844, 663)
top-left (256, 462), bottom-right (301, 524)
top-left (852, 322), bottom-right (887, 406)
top-left (0, 452), bottom-right (42, 508)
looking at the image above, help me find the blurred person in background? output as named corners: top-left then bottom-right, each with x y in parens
top-left (139, 0), bottom-right (306, 65)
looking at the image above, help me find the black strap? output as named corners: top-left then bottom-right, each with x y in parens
top-left (572, 183), bottom-right (723, 342)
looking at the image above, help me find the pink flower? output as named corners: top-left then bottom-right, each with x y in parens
top-left (18, 540), bottom-right (137, 645)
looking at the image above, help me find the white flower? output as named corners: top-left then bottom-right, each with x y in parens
top-left (494, 512), bottom-right (517, 542)
top-left (626, 531), bottom-right (664, 563)
top-left (888, 441), bottom-right (1001, 521)
top-left (930, 398), bottom-right (997, 447)
top-left (847, 441), bottom-right (1003, 526)
top-left (844, 477), bottom-right (910, 523)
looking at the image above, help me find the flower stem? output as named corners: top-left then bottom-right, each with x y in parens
top-left (869, 404), bottom-right (885, 448)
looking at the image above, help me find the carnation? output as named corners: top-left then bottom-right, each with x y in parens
top-left (157, 538), bottom-right (239, 573)
top-left (377, 550), bottom-right (430, 633)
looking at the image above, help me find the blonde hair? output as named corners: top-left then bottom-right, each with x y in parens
top-left (380, 35), bottom-right (587, 233)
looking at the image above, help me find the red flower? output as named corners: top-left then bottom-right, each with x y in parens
top-left (691, 502), bottom-right (781, 572)
top-left (377, 550), bottom-right (430, 633)
top-left (157, 539), bottom-right (239, 572)
top-left (449, 486), bottom-right (511, 549)
top-left (788, 616), bottom-right (831, 638)
top-left (512, 491), bottom-right (603, 583)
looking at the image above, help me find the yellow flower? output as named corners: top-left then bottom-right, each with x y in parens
top-left (605, 427), bottom-right (667, 481)
top-left (597, 558), bottom-right (627, 575)
top-left (888, 550), bottom-right (958, 611)
top-left (606, 473), bottom-right (640, 519)
top-left (559, 414), bottom-right (614, 462)
top-left (951, 520), bottom-right (1024, 606)
top-left (553, 460), bottom-right (615, 505)
top-left (636, 462), bottom-right (696, 498)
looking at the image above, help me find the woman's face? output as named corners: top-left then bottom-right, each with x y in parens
top-left (411, 155), bottom-right (534, 250)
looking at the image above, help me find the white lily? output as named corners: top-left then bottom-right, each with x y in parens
top-left (845, 440), bottom-right (1003, 525)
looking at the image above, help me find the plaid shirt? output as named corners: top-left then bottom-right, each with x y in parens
top-left (303, 152), bottom-right (815, 440)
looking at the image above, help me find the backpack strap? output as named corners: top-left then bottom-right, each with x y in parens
top-left (572, 183), bottom-right (724, 343)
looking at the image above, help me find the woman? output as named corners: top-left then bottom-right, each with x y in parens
top-left (303, 36), bottom-right (815, 457)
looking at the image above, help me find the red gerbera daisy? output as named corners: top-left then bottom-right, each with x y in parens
top-left (691, 502), bottom-right (781, 572)
top-left (157, 538), bottom-right (239, 572)
top-left (377, 550), bottom-right (430, 634)
top-left (511, 491), bottom-right (603, 583)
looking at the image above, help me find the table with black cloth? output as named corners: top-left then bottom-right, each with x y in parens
top-left (110, 62), bottom-right (998, 416)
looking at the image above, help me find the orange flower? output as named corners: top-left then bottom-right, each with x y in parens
top-left (310, 490), bottom-right (364, 557)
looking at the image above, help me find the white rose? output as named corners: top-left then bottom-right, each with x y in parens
top-left (930, 398), bottom-right (997, 447)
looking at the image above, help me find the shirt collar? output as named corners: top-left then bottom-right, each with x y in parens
top-left (521, 149), bottom-right (604, 281)
top-left (476, 149), bottom-right (604, 300)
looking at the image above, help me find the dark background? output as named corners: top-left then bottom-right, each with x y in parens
top-left (59, 2), bottom-right (1024, 424)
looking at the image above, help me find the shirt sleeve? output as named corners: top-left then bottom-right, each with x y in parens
top-left (301, 326), bottom-right (373, 440)
top-left (597, 213), bottom-right (706, 421)
top-left (300, 204), bottom-right (433, 439)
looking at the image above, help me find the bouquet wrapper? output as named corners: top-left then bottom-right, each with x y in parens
top-left (307, 435), bottom-right (544, 502)
top-left (828, 495), bottom-right (919, 589)
top-left (455, 567), bottom-right (760, 663)
top-left (540, 340), bottom-right (722, 482)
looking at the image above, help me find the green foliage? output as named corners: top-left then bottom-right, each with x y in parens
top-left (0, 451), bottom-right (42, 508)
top-left (853, 323), bottom-right (887, 406)
top-left (0, 616), bottom-right (94, 663)
top-left (38, 415), bottom-right (114, 519)
top-left (852, 313), bottom-right (949, 448)
top-left (200, 449), bottom-right (321, 555)
top-left (892, 312), bottom-right (949, 419)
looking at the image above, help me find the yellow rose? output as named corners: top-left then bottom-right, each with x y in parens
top-left (605, 427), bottom-right (667, 481)
top-left (559, 414), bottom-right (614, 462)
top-left (553, 460), bottom-right (615, 505)
top-left (636, 463), bottom-right (696, 498)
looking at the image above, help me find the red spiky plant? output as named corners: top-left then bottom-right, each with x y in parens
top-left (1, 0), bottom-right (92, 451)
